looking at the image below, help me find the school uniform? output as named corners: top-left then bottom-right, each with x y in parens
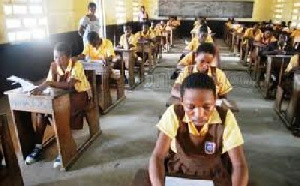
top-left (156, 104), bottom-right (244, 185)
top-left (45, 59), bottom-right (91, 129)
top-left (178, 51), bottom-right (217, 67)
top-left (119, 34), bottom-right (137, 50)
top-left (82, 38), bottom-right (116, 60)
top-left (135, 31), bottom-right (156, 62)
top-left (175, 66), bottom-right (232, 97)
top-left (186, 37), bottom-right (214, 52)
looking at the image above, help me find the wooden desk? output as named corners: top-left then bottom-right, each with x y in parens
top-left (233, 33), bottom-right (243, 55)
top-left (260, 55), bottom-right (292, 98)
top-left (80, 61), bottom-right (126, 114)
top-left (137, 40), bottom-right (153, 73)
top-left (0, 114), bottom-right (24, 186)
top-left (286, 72), bottom-right (300, 126)
top-left (155, 36), bottom-right (164, 59)
top-left (5, 87), bottom-right (100, 171)
top-left (276, 71), bottom-right (300, 130)
top-left (250, 43), bottom-right (265, 80)
top-left (240, 38), bottom-right (250, 65)
top-left (114, 48), bottom-right (137, 89)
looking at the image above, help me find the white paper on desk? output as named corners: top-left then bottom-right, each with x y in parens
top-left (165, 176), bottom-right (214, 186)
top-left (7, 75), bottom-right (50, 94)
top-left (216, 99), bottom-right (223, 106)
top-left (7, 75), bottom-right (37, 92)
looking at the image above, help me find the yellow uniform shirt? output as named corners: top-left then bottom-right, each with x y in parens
top-left (119, 34), bottom-right (137, 50)
top-left (254, 34), bottom-right (277, 43)
top-left (285, 54), bottom-right (299, 73)
top-left (135, 30), bottom-right (156, 40)
top-left (243, 28), bottom-right (262, 38)
top-left (186, 37), bottom-right (214, 52)
top-left (157, 105), bottom-right (244, 153)
top-left (46, 60), bottom-right (91, 92)
top-left (175, 66), bottom-right (232, 96)
top-left (178, 51), bottom-right (217, 67)
top-left (82, 38), bottom-right (116, 60)
top-left (291, 29), bottom-right (300, 37)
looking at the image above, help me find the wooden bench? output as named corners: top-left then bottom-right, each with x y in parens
top-left (257, 55), bottom-right (292, 98)
top-left (80, 60), bottom-right (126, 114)
top-left (4, 85), bottom-right (101, 171)
top-left (0, 114), bottom-right (24, 186)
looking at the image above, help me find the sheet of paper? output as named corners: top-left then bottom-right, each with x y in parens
top-left (7, 75), bottom-right (50, 94)
top-left (165, 176), bottom-right (214, 186)
top-left (216, 99), bottom-right (223, 106)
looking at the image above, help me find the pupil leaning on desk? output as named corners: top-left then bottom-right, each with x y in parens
top-left (27, 42), bottom-right (92, 168)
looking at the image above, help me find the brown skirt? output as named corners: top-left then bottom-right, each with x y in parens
top-left (70, 91), bottom-right (88, 130)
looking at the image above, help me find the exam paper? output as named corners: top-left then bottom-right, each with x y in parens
top-left (165, 176), bottom-right (214, 186)
top-left (7, 75), bottom-right (50, 94)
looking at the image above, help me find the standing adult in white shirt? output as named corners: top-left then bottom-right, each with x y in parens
top-left (138, 6), bottom-right (149, 23)
top-left (78, 2), bottom-right (100, 46)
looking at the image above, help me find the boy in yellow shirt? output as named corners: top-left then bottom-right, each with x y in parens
top-left (172, 43), bottom-right (232, 99)
top-left (149, 73), bottom-right (248, 186)
top-left (26, 42), bottom-right (92, 168)
top-left (186, 24), bottom-right (214, 52)
top-left (179, 25), bottom-right (219, 68)
top-left (78, 31), bottom-right (116, 62)
top-left (119, 25), bottom-right (137, 50)
top-left (135, 23), bottom-right (156, 63)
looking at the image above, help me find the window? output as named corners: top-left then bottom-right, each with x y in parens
top-left (133, 0), bottom-right (140, 22)
top-left (3, 0), bottom-right (48, 42)
top-left (115, 0), bottom-right (126, 25)
top-left (272, 0), bottom-right (286, 23)
top-left (292, 0), bottom-right (300, 28)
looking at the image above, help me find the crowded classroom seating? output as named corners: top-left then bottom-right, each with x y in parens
top-left (0, 0), bottom-right (300, 185)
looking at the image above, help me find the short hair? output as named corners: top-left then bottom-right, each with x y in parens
top-left (54, 42), bottom-right (72, 57)
top-left (141, 6), bottom-right (145, 9)
top-left (196, 43), bottom-right (216, 56)
top-left (87, 31), bottom-right (99, 43)
top-left (199, 24), bottom-right (208, 33)
top-left (124, 25), bottom-right (132, 30)
top-left (180, 73), bottom-right (216, 98)
top-left (88, 2), bottom-right (96, 9)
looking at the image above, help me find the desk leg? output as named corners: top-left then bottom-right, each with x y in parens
top-left (1, 115), bottom-right (24, 186)
top-left (264, 59), bottom-right (272, 98)
top-left (140, 49), bottom-right (145, 82)
top-left (52, 94), bottom-right (77, 170)
top-left (86, 106), bottom-right (100, 137)
top-left (12, 111), bottom-right (35, 159)
top-left (125, 52), bottom-right (135, 89)
top-left (99, 73), bottom-right (112, 112)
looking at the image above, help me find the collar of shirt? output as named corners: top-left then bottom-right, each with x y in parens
top-left (182, 108), bottom-right (222, 136)
top-left (57, 59), bottom-right (73, 76)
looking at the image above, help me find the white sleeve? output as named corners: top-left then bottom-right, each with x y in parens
top-left (80, 16), bottom-right (89, 27)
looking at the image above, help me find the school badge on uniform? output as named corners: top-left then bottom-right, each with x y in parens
top-left (204, 141), bottom-right (216, 154)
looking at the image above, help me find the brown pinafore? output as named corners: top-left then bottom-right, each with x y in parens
top-left (51, 61), bottom-right (88, 130)
top-left (165, 104), bottom-right (232, 186)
